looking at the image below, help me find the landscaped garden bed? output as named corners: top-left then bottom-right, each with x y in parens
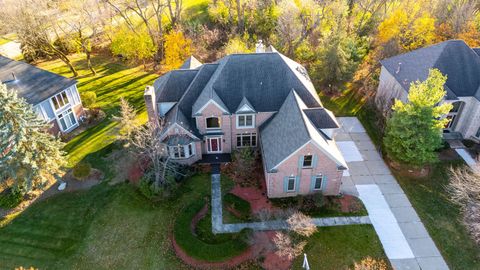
top-left (172, 198), bottom-right (252, 264)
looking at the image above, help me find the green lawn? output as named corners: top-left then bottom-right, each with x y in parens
top-left (393, 161), bottom-right (480, 269)
top-left (36, 54), bottom-right (158, 174)
top-left (0, 175), bottom-right (213, 269)
top-left (320, 88), bottom-right (480, 269)
top-left (292, 225), bottom-right (390, 270)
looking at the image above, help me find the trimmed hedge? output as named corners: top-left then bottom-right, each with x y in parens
top-left (173, 200), bottom-right (250, 262)
top-left (73, 162), bottom-right (91, 180)
top-left (223, 193), bottom-right (251, 220)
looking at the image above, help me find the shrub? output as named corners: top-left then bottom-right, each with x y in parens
top-left (462, 139), bottom-right (476, 148)
top-left (72, 162), bottom-right (91, 180)
top-left (173, 200), bottom-right (249, 261)
top-left (224, 193), bottom-right (252, 220)
top-left (81, 91), bottom-right (97, 108)
top-left (286, 212), bottom-right (317, 237)
top-left (0, 188), bottom-right (23, 209)
top-left (138, 176), bottom-right (160, 200)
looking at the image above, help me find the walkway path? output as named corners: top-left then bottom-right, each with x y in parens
top-left (455, 148), bottom-right (480, 172)
top-left (336, 117), bottom-right (449, 270)
top-left (210, 165), bottom-right (370, 234)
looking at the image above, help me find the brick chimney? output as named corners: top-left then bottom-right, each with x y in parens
top-left (144, 85), bottom-right (157, 125)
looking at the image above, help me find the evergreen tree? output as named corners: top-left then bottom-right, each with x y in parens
top-left (384, 69), bottom-right (452, 166)
top-left (0, 83), bottom-right (65, 193)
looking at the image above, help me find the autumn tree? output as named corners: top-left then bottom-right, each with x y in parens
top-left (377, 3), bottom-right (436, 52)
top-left (224, 36), bottom-right (252, 54)
top-left (111, 26), bottom-right (156, 68)
top-left (2, 0), bottom-right (79, 76)
top-left (164, 30), bottom-right (192, 70)
top-left (0, 83), bottom-right (66, 194)
top-left (384, 69), bottom-right (452, 166)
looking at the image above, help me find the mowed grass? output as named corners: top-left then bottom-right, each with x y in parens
top-left (393, 161), bottom-right (480, 269)
top-left (0, 174), bottom-right (212, 269)
top-left (36, 54), bottom-right (158, 172)
top-left (292, 225), bottom-right (390, 270)
top-left (320, 88), bottom-right (480, 269)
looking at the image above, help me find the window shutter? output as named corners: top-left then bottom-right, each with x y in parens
top-left (295, 176), bottom-right (300, 192)
top-left (312, 154), bottom-right (318, 168)
top-left (322, 175), bottom-right (328, 191)
top-left (310, 176), bottom-right (316, 191)
top-left (298, 155), bottom-right (304, 168)
top-left (283, 177), bottom-right (288, 193)
top-left (191, 143), bottom-right (196, 155)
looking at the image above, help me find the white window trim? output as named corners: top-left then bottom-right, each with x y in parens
top-left (236, 133), bottom-right (257, 148)
top-left (168, 142), bottom-right (196, 159)
top-left (286, 176), bottom-right (296, 192)
top-left (236, 114), bottom-right (255, 129)
top-left (313, 175), bottom-right (323, 190)
top-left (50, 90), bottom-right (71, 113)
top-left (205, 116), bottom-right (221, 130)
top-left (206, 136), bottom-right (222, 153)
top-left (56, 108), bottom-right (79, 132)
top-left (302, 155), bottom-right (313, 168)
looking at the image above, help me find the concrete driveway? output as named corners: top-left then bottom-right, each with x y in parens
top-left (336, 117), bottom-right (449, 270)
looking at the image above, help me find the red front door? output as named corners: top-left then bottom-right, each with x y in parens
top-left (208, 137), bottom-right (222, 153)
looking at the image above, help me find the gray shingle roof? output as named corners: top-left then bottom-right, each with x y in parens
top-left (303, 108), bottom-right (339, 129)
top-left (0, 56), bottom-right (76, 105)
top-left (155, 69), bottom-right (198, 102)
top-left (380, 40), bottom-right (480, 101)
top-left (180, 56), bottom-right (203, 69)
top-left (192, 52), bottom-right (322, 114)
top-left (260, 90), bottom-right (347, 171)
top-left (235, 96), bottom-right (255, 113)
top-left (260, 90), bottom-right (312, 171)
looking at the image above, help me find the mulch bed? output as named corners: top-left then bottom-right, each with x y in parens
top-left (171, 202), bottom-right (256, 269)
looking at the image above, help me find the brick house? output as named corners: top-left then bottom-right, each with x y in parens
top-left (376, 40), bottom-right (480, 142)
top-left (145, 49), bottom-right (348, 198)
top-left (0, 56), bottom-right (84, 134)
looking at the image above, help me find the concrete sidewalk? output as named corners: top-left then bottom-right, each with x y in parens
top-left (336, 117), bottom-right (449, 270)
top-left (210, 171), bottom-right (370, 234)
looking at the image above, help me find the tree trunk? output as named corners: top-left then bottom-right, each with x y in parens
top-left (85, 49), bottom-right (96, 76)
top-left (60, 54), bottom-right (78, 77)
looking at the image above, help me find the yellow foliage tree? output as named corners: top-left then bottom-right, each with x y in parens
top-left (458, 22), bottom-right (480, 47)
top-left (164, 31), bottom-right (192, 70)
top-left (377, 4), bottom-right (436, 52)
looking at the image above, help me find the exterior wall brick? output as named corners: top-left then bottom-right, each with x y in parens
top-left (231, 112), bottom-right (275, 150)
top-left (196, 102), bottom-right (232, 154)
top-left (265, 141), bottom-right (343, 198)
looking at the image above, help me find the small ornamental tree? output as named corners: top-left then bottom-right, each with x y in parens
top-left (113, 97), bottom-right (138, 144)
top-left (0, 83), bottom-right (65, 193)
top-left (384, 69), bottom-right (452, 166)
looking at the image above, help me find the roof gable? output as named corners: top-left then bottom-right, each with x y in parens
top-left (0, 56), bottom-right (76, 105)
top-left (235, 96), bottom-right (255, 113)
top-left (180, 56), bottom-right (203, 70)
top-left (260, 90), bottom-right (347, 171)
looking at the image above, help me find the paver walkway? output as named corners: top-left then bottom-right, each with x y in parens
top-left (455, 148), bottom-right (480, 172)
top-left (336, 117), bottom-right (449, 270)
top-left (210, 166), bottom-right (370, 234)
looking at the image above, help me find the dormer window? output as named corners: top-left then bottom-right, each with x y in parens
top-left (236, 114), bottom-right (255, 128)
top-left (206, 117), bottom-right (221, 129)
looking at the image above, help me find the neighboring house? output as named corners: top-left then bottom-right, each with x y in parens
top-left (376, 40), bottom-right (480, 142)
top-left (144, 49), bottom-right (348, 198)
top-left (0, 56), bottom-right (84, 134)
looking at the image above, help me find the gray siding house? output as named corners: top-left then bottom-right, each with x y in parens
top-left (0, 56), bottom-right (84, 134)
top-left (376, 40), bottom-right (480, 142)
